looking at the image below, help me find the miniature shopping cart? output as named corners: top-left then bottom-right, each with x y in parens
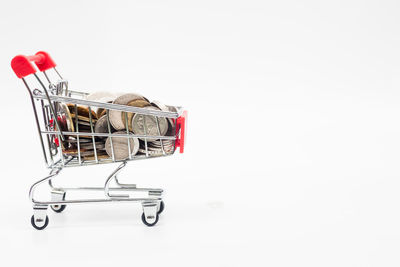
top-left (11, 51), bottom-right (187, 230)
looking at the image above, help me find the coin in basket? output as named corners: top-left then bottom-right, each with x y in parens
top-left (86, 91), bottom-right (117, 101)
top-left (83, 151), bottom-right (110, 161)
top-left (105, 131), bottom-right (140, 160)
top-left (67, 104), bottom-right (97, 122)
top-left (96, 100), bottom-right (113, 119)
top-left (138, 148), bottom-right (162, 156)
top-left (151, 100), bottom-right (175, 135)
top-left (67, 104), bottom-right (97, 119)
top-left (74, 120), bottom-right (94, 128)
top-left (63, 147), bottom-right (91, 156)
top-left (79, 141), bottom-right (105, 150)
top-left (95, 115), bottom-right (115, 136)
top-left (151, 100), bottom-right (170, 112)
top-left (92, 95), bottom-right (115, 119)
top-left (148, 139), bottom-right (175, 153)
top-left (64, 147), bottom-right (108, 158)
top-left (131, 106), bottom-right (168, 141)
top-left (165, 119), bottom-right (176, 136)
top-left (67, 138), bottom-right (92, 144)
top-left (138, 142), bottom-right (174, 156)
top-left (149, 139), bottom-right (175, 147)
top-left (142, 147), bottom-right (174, 155)
top-left (109, 93), bottom-right (147, 130)
top-left (122, 99), bottom-right (151, 131)
top-left (58, 103), bottom-right (74, 132)
top-left (166, 105), bottom-right (178, 112)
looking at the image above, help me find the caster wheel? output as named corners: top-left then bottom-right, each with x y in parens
top-left (31, 215), bottom-right (49, 230)
top-left (51, 192), bottom-right (66, 213)
top-left (141, 212), bottom-right (159, 227)
top-left (51, 204), bottom-right (66, 213)
top-left (158, 201), bottom-right (165, 215)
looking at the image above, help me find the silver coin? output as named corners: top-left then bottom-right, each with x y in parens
top-left (58, 103), bottom-right (74, 132)
top-left (141, 139), bottom-right (175, 155)
top-left (109, 93), bottom-right (146, 130)
top-left (132, 106), bottom-right (168, 141)
top-left (105, 131), bottom-right (140, 160)
top-left (151, 100), bottom-right (170, 112)
top-left (86, 92), bottom-right (117, 117)
top-left (148, 140), bottom-right (174, 148)
top-left (95, 115), bottom-right (114, 136)
top-left (138, 147), bottom-right (174, 156)
top-left (166, 105), bottom-right (178, 112)
top-left (165, 119), bottom-right (175, 136)
top-left (86, 91), bottom-right (117, 101)
top-left (152, 100), bottom-right (174, 134)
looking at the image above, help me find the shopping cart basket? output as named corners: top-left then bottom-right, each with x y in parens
top-left (11, 51), bottom-right (187, 230)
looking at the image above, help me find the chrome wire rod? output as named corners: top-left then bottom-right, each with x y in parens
top-left (40, 131), bottom-right (177, 139)
top-left (30, 168), bottom-right (63, 204)
top-left (33, 93), bottom-right (180, 118)
top-left (104, 161), bottom-right (128, 199)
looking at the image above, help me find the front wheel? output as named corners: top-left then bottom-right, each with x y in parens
top-left (31, 215), bottom-right (49, 230)
top-left (141, 212), bottom-right (159, 227)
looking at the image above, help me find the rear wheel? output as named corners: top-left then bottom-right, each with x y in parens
top-left (158, 201), bottom-right (165, 214)
top-left (51, 192), bottom-right (66, 213)
top-left (51, 204), bottom-right (66, 213)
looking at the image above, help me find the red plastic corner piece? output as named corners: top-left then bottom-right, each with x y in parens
top-left (35, 51), bottom-right (56, 72)
top-left (175, 110), bottom-right (187, 153)
top-left (11, 55), bottom-right (37, 78)
top-left (11, 51), bottom-right (56, 78)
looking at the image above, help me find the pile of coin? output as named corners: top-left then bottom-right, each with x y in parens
top-left (57, 92), bottom-right (177, 161)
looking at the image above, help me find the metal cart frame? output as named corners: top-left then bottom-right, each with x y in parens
top-left (11, 51), bottom-right (187, 230)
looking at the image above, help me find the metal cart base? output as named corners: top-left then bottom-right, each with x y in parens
top-left (30, 161), bottom-right (164, 230)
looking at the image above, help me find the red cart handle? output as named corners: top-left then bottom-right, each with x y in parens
top-left (11, 51), bottom-right (56, 78)
top-left (175, 110), bottom-right (187, 153)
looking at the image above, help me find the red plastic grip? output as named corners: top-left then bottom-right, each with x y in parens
top-left (175, 110), bottom-right (187, 153)
top-left (11, 51), bottom-right (56, 78)
top-left (34, 51), bottom-right (56, 72)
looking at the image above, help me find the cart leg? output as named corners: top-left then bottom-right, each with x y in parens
top-left (104, 162), bottom-right (130, 199)
top-left (50, 190), bottom-right (66, 213)
top-left (31, 205), bottom-right (49, 230)
top-left (141, 201), bottom-right (159, 227)
top-left (115, 175), bottom-right (136, 188)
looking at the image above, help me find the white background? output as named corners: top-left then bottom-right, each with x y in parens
top-left (0, 0), bottom-right (400, 266)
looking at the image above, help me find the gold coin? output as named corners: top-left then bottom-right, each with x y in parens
top-left (67, 104), bottom-right (97, 120)
top-left (96, 100), bottom-right (113, 118)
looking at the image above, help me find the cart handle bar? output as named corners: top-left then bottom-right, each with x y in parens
top-left (11, 51), bottom-right (56, 78)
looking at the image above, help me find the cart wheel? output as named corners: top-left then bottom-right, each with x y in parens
top-left (158, 201), bottom-right (165, 215)
top-left (50, 204), bottom-right (66, 213)
top-left (141, 212), bottom-right (159, 227)
top-left (31, 215), bottom-right (49, 230)
top-left (50, 191), bottom-right (66, 213)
